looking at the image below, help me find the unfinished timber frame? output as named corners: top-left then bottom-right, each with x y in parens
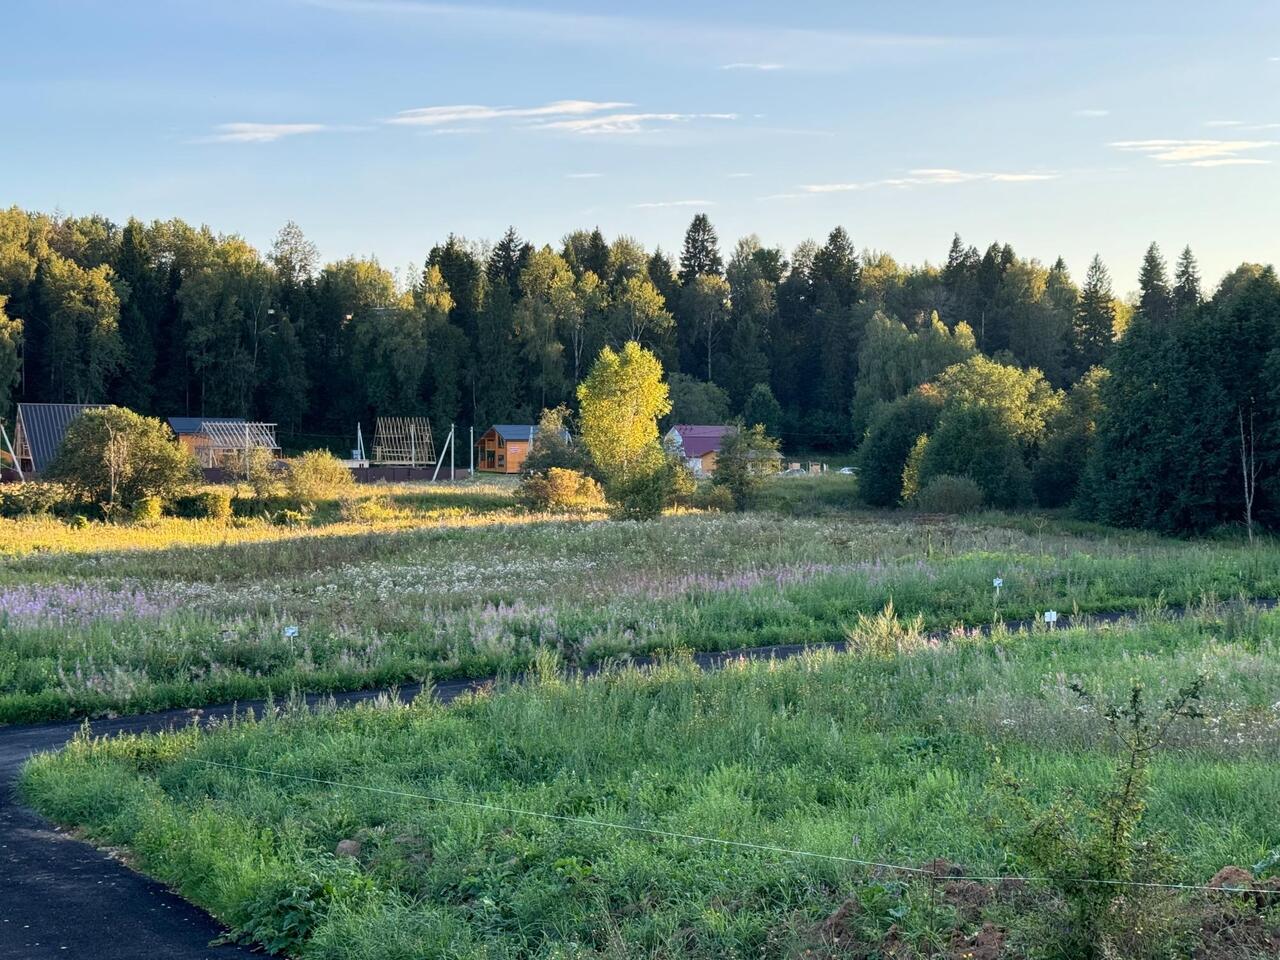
top-left (372, 417), bottom-right (436, 467)
top-left (197, 420), bottom-right (280, 469)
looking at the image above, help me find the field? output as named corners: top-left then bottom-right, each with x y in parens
top-left (4, 476), bottom-right (1280, 724)
top-left (21, 611), bottom-right (1280, 958)
top-left (10, 477), bottom-right (1280, 957)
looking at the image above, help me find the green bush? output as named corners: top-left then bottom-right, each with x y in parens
top-left (284, 451), bottom-right (354, 501)
top-left (0, 481), bottom-right (70, 517)
top-left (606, 449), bottom-right (694, 521)
top-left (913, 474), bottom-right (984, 514)
top-left (44, 406), bottom-right (199, 512)
top-left (711, 423), bottom-right (780, 510)
top-left (515, 468), bottom-right (605, 512)
top-left (130, 495), bottom-right (164, 523)
top-left (855, 389), bottom-right (943, 507)
top-left (195, 489), bottom-right (233, 521)
top-left (692, 482), bottom-right (736, 512)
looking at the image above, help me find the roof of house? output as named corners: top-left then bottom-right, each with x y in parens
top-left (16, 403), bottom-right (106, 473)
top-left (167, 416), bottom-right (245, 435)
top-left (490, 424), bottom-right (538, 442)
top-left (668, 424), bottom-right (734, 458)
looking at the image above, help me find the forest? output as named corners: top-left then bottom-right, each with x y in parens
top-left (1, 205), bottom-right (1279, 534)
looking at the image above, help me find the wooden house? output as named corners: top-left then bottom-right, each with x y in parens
top-left (475, 424), bottom-right (541, 474)
top-left (663, 424), bottom-right (734, 478)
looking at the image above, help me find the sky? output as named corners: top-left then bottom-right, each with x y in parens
top-left (4, 0), bottom-right (1279, 292)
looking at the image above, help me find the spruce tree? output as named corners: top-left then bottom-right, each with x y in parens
top-left (1137, 242), bottom-right (1174, 325)
top-left (1075, 255), bottom-right (1117, 371)
top-left (677, 214), bottom-right (723, 285)
top-left (1173, 245), bottom-right (1202, 315)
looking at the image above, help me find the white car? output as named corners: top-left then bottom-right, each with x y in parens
top-left (838, 466), bottom-right (856, 475)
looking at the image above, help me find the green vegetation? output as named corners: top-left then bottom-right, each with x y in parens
top-left (4, 481), bottom-right (1280, 725)
top-left (45, 406), bottom-right (200, 513)
top-left (21, 607), bottom-right (1280, 958)
top-left (5, 205), bottom-right (1278, 539)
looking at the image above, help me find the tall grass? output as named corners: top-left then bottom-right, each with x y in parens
top-left (21, 611), bottom-right (1280, 958)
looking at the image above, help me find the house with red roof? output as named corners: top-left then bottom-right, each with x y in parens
top-left (663, 424), bottom-right (735, 478)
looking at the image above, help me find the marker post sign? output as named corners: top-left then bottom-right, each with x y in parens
top-left (1043, 610), bottom-right (1059, 629)
top-left (993, 577), bottom-right (1003, 603)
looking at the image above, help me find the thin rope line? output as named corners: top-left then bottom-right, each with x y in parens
top-left (188, 758), bottom-right (1277, 895)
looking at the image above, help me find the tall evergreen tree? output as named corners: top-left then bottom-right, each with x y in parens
top-left (677, 214), bottom-right (723, 285)
top-left (1074, 255), bottom-right (1117, 372)
top-left (1173, 245), bottom-right (1203, 315)
top-left (1137, 242), bottom-right (1174, 326)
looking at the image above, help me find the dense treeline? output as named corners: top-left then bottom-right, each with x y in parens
top-left (1, 205), bottom-right (1278, 533)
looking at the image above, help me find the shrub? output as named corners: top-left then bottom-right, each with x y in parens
top-left (843, 601), bottom-right (930, 658)
top-left (913, 474), bottom-right (984, 514)
top-left (919, 404), bottom-right (1031, 508)
top-left (515, 468), bottom-right (605, 512)
top-left (284, 451), bottom-right (354, 501)
top-left (606, 448), bottom-right (693, 521)
top-left (692, 483), bottom-right (736, 512)
top-left (0, 481), bottom-right (70, 517)
top-left (130, 495), bottom-right (164, 523)
top-left (991, 677), bottom-right (1206, 958)
top-left (711, 422), bottom-right (780, 510)
top-left (194, 489), bottom-right (233, 521)
top-left (44, 407), bottom-right (199, 512)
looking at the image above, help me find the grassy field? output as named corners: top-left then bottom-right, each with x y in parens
top-left (4, 476), bottom-right (1280, 724)
top-left (21, 608), bottom-right (1280, 958)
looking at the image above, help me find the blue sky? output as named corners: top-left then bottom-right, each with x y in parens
top-left (5, 0), bottom-right (1279, 291)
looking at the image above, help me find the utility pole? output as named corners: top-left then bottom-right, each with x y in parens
top-left (469, 426), bottom-right (474, 477)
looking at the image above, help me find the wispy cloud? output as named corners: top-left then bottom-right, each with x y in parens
top-left (727, 172), bottom-right (754, 178)
top-left (537, 112), bottom-right (738, 135)
top-left (1110, 138), bottom-right (1277, 165)
top-left (720, 62), bottom-right (784, 71)
top-left (632, 199), bottom-right (714, 209)
top-left (1205, 119), bottom-right (1246, 127)
top-left (565, 172), bottom-right (604, 179)
top-left (202, 122), bottom-right (328, 143)
top-left (1074, 108), bottom-right (1109, 118)
top-left (387, 100), bottom-right (630, 126)
top-left (799, 167), bottom-right (1058, 192)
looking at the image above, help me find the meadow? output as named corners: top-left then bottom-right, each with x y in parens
top-left (5, 475), bottom-right (1280, 724)
top-left (21, 608), bottom-right (1280, 958)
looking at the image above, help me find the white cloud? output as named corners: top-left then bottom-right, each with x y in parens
top-left (1205, 119), bottom-right (1246, 127)
top-left (1074, 108), bottom-right (1110, 118)
top-left (388, 99), bottom-right (631, 126)
top-left (537, 112), bottom-right (738, 135)
top-left (1184, 157), bottom-right (1271, 167)
top-left (632, 199), bottom-right (715, 208)
top-left (800, 167), bottom-right (1058, 192)
top-left (203, 122), bottom-right (327, 143)
top-left (720, 62), bottom-right (784, 71)
top-left (565, 172), bottom-right (604, 179)
top-left (1110, 138), bottom-right (1277, 165)
top-left (727, 172), bottom-right (754, 178)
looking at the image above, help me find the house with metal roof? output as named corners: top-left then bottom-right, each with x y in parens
top-left (663, 424), bottom-right (736, 477)
top-left (11, 403), bottom-right (106, 477)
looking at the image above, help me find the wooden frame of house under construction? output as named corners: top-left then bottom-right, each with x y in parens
top-left (196, 420), bottom-right (280, 469)
top-left (371, 417), bottom-right (435, 466)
